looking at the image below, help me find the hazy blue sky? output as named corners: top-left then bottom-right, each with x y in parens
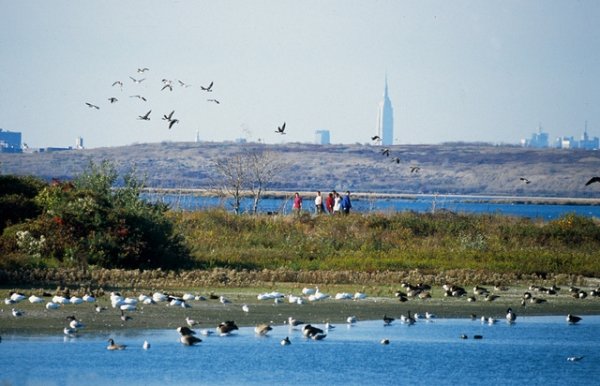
top-left (1, 1), bottom-right (599, 148)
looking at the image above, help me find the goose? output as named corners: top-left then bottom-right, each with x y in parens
top-left (383, 314), bottom-right (394, 326)
top-left (506, 308), bottom-right (517, 323)
top-left (566, 314), bottom-right (582, 324)
top-left (12, 308), bottom-right (24, 317)
top-left (311, 333), bottom-right (327, 340)
top-left (275, 122), bottom-right (286, 134)
top-left (137, 110), bottom-right (151, 120)
top-left (201, 81), bottom-right (213, 91)
top-left (143, 340), bottom-right (151, 350)
top-left (254, 323), bottom-right (272, 336)
top-left (217, 321), bottom-right (238, 335)
top-left (107, 338), bottom-right (126, 350)
top-left (302, 324), bottom-right (324, 338)
top-left (177, 327), bottom-right (202, 346)
top-left (280, 336), bottom-right (291, 346)
top-left (403, 312), bottom-right (416, 325)
top-left (28, 295), bottom-right (44, 304)
top-left (46, 302), bottom-right (60, 310)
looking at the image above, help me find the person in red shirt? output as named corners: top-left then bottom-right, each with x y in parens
top-left (292, 192), bottom-right (303, 215)
top-left (325, 192), bottom-right (334, 214)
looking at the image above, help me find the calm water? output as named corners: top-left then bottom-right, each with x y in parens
top-left (142, 193), bottom-right (600, 220)
top-left (1, 316), bottom-right (599, 386)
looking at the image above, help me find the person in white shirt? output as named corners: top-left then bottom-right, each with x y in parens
top-left (314, 191), bottom-right (324, 214)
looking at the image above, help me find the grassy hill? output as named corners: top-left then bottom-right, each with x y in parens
top-left (2, 142), bottom-right (600, 198)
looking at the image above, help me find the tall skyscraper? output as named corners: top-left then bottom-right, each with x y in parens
top-left (376, 77), bottom-right (394, 145)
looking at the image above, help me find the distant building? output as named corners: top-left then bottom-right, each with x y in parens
top-left (522, 126), bottom-right (549, 148)
top-left (75, 136), bottom-right (84, 149)
top-left (577, 124), bottom-right (599, 150)
top-left (0, 128), bottom-right (22, 153)
top-left (315, 130), bottom-right (330, 145)
top-left (376, 77), bottom-right (394, 146)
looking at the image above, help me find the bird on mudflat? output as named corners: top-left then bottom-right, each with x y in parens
top-left (85, 102), bottom-right (100, 110)
top-left (186, 316), bottom-right (200, 327)
top-left (201, 81), bottom-right (214, 91)
top-left (275, 122), bottom-right (286, 134)
top-left (107, 338), bottom-right (126, 350)
top-left (138, 110), bottom-right (152, 120)
top-left (585, 176), bottom-right (600, 186)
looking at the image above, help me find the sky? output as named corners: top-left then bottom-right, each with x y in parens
top-left (1, 0), bottom-right (599, 148)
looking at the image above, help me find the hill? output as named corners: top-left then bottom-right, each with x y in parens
top-left (2, 142), bottom-right (600, 198)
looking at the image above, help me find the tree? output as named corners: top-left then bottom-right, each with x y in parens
top-left (247, 150), bottom-right (283, 214)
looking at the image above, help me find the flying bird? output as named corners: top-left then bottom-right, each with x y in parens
top-left (129, 76), bottom-right (145, 83)
top-left (371, 135), bottom-right (381, 141)
top-left (168, 119), bottom-right (179, 129)
top-left (276, 122), bottom-right (286, 134)
top-left (201, 81), bottom-right (214, 91)
top-left (410, 166), bottom-right (420, 173)
top-left (381, 148), bottom-right (390, 157)
top-left (161, 84), bottom-right (173, 92)
top-left (520, 177), bottom-right (531, 184)
top-left (162, 110), bottom-right (175, 121)
top-left (85, 102), bottom-right (100, 110)
top-left (129, 95), bottom-right (147, 102)
top-left (138, 110), bottom-right (152, 120)
top-left (178, 80), bottom-right (191, 88)
top-left (585, 176), bottom-right (600, 186)
top-left (207, 99), bottom-right (220, 104)
top-left (391, 157), bottom-right (400, 164)
top-left (108, 97), bottom-right (118, 103)
top-left (137, 67), bottom-right (149, 73)
top-left (112, 80), bottom-right (123, 88)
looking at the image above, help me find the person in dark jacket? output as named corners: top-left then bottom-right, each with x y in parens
top-left (341, 191), bottom-right (352, 214)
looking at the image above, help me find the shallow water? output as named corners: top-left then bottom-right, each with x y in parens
top-left (1, 315), bottom-right (598, 386)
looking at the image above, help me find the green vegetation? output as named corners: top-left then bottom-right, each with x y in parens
top-left (2, 166), bottom-right (600, 279)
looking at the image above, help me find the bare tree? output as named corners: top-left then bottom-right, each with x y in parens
top-left (212, 154), bottom-right (247, 214)
top-left (247, 150), bottom-right (283, 214)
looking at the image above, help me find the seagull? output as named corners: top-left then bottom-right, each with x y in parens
top-left (585, 176), bottom-right (600, 186)
top-left (162, 110), bottom-right (175, 121)
top-left (520, 177), bottom-right (531, 184)
top-left (178, 80), bottom-right (191, 88)
top-left (11, 308), bottom-right (24, 317)
top-left (287, 316), bottom-right (303, 327)
top-left (129, 76), bottom-right (145, 83)
top-left (201, 81), bottom-right (214, 91)
top-left (186, 316), bottom-right (200, 327)
top-left (381, 148), bottom-right (390, 157)
top-left (566, 314), bottom-right (582, 324)
top-left (137, 67), bottom-right (149, 73)
top-left (242, 304), bottom-right (250, 313)
top-left (207, 99), bottom-right (220, 104)
top-left (130, 95), bottom-right (147, 101)
top-left (347, 315), bottom-right (357, 324)
top-left (219, 295), bottom-right (230, 304)
top-left (410, 166), bottom-right (420, 173)
top-left (106, 338), bottom-right (126, 350)
top-left (161, 84), bottom-right (173, 92)
top-left (371, 135), bottom-right (381, 141)
top-left (138, 110), bottom-right (152, 120)
top-left (108, 97), bottom-right (118, 103)
top-left (275, 122), bottom-right (286, 134)
top-left (112, 80), bottom-right (123, 88)
top-left (85, 102), bottom-right (100, 110)
top-left (380, 339), bottom-right (390, 345)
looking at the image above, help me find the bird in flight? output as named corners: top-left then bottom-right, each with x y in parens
top-left (178, 80), bottom-right (191, 88)
top-left (112, 80), bottom-right (123, 88)
top-left (138, 110), bottom-right (152, 120)
top-left (168, 119), bottom-right (179, 129)
top-left (585, 176), bottom-right (600, 186)
top-left (275, 122), bottom-right (286, 134)
top-left (129, 76), bottom-right (145, 83)
top-left (391, 157), bottom-right (400, 164)
top-left (520, 177), bottom-right (531, 184)
top-left (130, 95), bottom-right (147, 102)
top-left (161, 83), bottom-right (173, 92)
top-left (85, 102), bottom-right (100, 110)
top-left (108, 97), bottom-right (118, 104)
top-left (410, 166), bottom-right (420, 173)
top-left (162, 110), bottom-right (175, 121)
top-left (201, 81), bottom-right (214, 91)
top-left (137, 67), bottom-right (150, 73)
top-left (371, 135), bottom-right (381, 141)
top-left (381, 148), bottom-right (390, 157)
top-left (207, 98), bottom-right (220, 104)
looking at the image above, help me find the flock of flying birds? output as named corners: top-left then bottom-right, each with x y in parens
top-left (85, 66), bottom-right (288, 137)
top-left (84, 67), bottom-right (219, 132)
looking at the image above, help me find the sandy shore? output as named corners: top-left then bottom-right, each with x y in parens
top-left (2, 283), bottom-right (599, 335)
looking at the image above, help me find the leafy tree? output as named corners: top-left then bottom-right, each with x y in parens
top-left (0, 175), bottom-right (45, 232)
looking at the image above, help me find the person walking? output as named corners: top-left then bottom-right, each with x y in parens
top-left (333, 191), bottom-right (341, 214)
top-left (314, 191), bottom-right (324, 214)
top-left (325, 192), bottom-right (334, 214)
top-left (341, 191), bottom-right (352, 215)
top-left (292, 192), bottom-right (303, 215)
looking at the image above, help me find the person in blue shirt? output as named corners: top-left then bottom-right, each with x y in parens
top-left (341, 191), bottom-right (352, 214)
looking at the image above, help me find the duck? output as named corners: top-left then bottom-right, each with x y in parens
top-left (506, 308), bottom-right (517, 323)
top-left (280, 336), bottom-right (291, 346)
top-left (566, 314), bottom-right (582, 324)
top-left (143, 340), bottom-right (151, 350)
top-left (254, 323), bottom-right (273, 336)
top-left (311, 333), bottom-right (327, 340)
top-left (107, 338), bottom-right (127, 350)
top-left (380, 339), bottom-right (390, 345)
top-left (302, 324), bottom-right (324, 338)
top-left (217, 321), bottom-right (238, 335)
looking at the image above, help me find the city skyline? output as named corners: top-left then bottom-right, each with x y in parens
top-left (1, 1), bottom-right (599, 149)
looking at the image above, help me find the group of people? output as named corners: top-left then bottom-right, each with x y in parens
top-left (293, 190), bottom-right (352, 215)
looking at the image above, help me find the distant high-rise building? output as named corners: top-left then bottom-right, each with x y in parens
top-left (315, 130), bottom-right (330, 145)
top-left (0, 128), bottom-right (22, 153)
top-left (522, 125), bottom-right (549, 148)
top-left (376, 77), bottom-right (394, 146)
top-left (75, 136), bottom-right (84, 149)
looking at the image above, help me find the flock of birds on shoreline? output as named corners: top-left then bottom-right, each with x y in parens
top-left (2, 280), bottom-right (596, 361)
